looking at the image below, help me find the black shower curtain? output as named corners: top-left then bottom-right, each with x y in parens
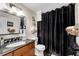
top-left (37, 3), bottom-right (75, 56)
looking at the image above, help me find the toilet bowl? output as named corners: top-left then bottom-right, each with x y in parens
top-left (35, 44), bottom-right (45, 56)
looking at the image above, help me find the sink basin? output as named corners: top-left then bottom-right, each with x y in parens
top-left (6, 41), bottom-right (26, 48)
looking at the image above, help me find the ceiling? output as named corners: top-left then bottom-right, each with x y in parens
top-left (23, 3), bottom-right (69, 13)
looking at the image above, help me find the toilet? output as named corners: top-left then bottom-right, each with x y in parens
top-left (35, 44), bottom-right (45, 56)
top-left (35, 37), bottom-right (45, 56)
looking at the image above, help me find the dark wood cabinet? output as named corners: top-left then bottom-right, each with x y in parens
top-left (14, 42), bottom-right (35, 56)
top-left (4, 41), bottom-right (35, 56)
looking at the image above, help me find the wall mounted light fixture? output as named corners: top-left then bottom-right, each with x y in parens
top-left (9, 3), bottom-right (25, 16)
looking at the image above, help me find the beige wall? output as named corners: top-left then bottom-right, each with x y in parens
top-left (75, 3), bottom-right (78, 27)
top-left (14, 3), bottom-right (37, 40)
top-left (75, 3), bottom-right (79, 45)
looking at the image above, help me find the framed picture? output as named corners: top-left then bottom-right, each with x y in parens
top-left (7, 21), bottom-right (14, 27)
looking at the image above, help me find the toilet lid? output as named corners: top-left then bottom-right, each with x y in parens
top-left (36, 44), bottom-right (45, 50)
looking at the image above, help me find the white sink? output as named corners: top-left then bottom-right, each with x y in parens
top-left (6, 41), bottom-right (26, 48)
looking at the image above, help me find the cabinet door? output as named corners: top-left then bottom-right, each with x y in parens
top-left (23, 49), bottom-right (35, 56)
top-left (23, 42), bottom-right (35, 56)
top-left (14, 42), bottom-right (35, 56)
top-left (13, 48), bottom-right (24, 56)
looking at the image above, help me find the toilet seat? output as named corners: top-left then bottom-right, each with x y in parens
top-left (36, 44), bottom-right (45, 51)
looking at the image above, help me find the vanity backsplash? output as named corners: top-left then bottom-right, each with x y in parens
top-left (0, 34), bottom-right (21, 46)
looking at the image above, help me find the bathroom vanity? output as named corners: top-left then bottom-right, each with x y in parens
top-left (0, 39), bottom-right (35, 56)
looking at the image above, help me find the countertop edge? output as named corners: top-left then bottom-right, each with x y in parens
top-left (0, 40), bottom-right (35, 56)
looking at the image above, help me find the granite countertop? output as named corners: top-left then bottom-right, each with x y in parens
top-left (0, 39), bottom-right (35, 56)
